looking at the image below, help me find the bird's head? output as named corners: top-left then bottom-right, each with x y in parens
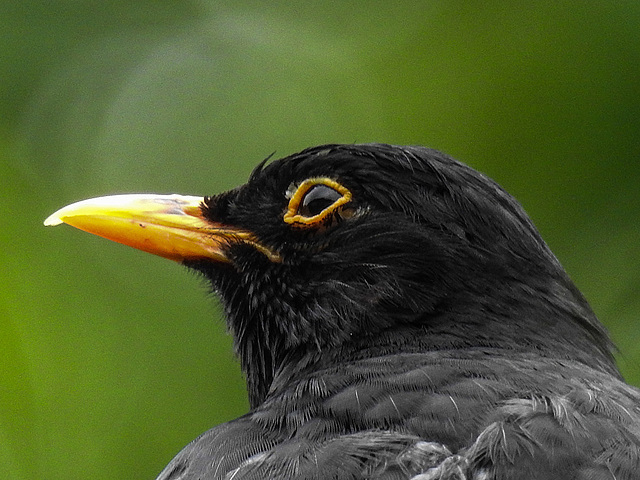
top-left (46, 144), bottom-right (615, 406)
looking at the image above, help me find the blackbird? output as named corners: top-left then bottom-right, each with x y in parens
top-left (45, 144), bottom-right (640, 479)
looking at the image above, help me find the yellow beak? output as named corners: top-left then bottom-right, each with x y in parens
top-left (44, 194), bottom-right (275, 263)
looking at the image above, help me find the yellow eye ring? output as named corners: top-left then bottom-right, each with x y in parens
top-left (284, 177), bottom-right (352, 226)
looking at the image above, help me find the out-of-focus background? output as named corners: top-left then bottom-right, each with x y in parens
top-left (1, 2), bottom-right (639, 479)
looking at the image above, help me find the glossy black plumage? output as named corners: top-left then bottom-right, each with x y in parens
top-left (156, 144), bottom-right (640, 480)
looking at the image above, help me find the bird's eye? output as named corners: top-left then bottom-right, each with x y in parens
top-left (299, 184), bottom-right (343, 217)
top-left (284, 177), bottom-right (352, 227)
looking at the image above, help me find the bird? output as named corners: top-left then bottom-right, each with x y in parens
top-left (45, 143), bottom-right (640, 479)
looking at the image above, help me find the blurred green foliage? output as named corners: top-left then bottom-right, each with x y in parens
top-left (1, 2), bottom-right (639, 479)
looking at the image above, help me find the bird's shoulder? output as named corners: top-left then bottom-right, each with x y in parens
top-left (465, 377), bottom-right (640, 479)
top-left (156, 351), bottom-right (640, 479)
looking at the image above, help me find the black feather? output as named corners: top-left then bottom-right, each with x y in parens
top-left (162, 144), bottom-right (639, 479)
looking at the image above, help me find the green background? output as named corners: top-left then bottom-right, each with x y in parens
top-left (2, 2), bottom-right (639, 479)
